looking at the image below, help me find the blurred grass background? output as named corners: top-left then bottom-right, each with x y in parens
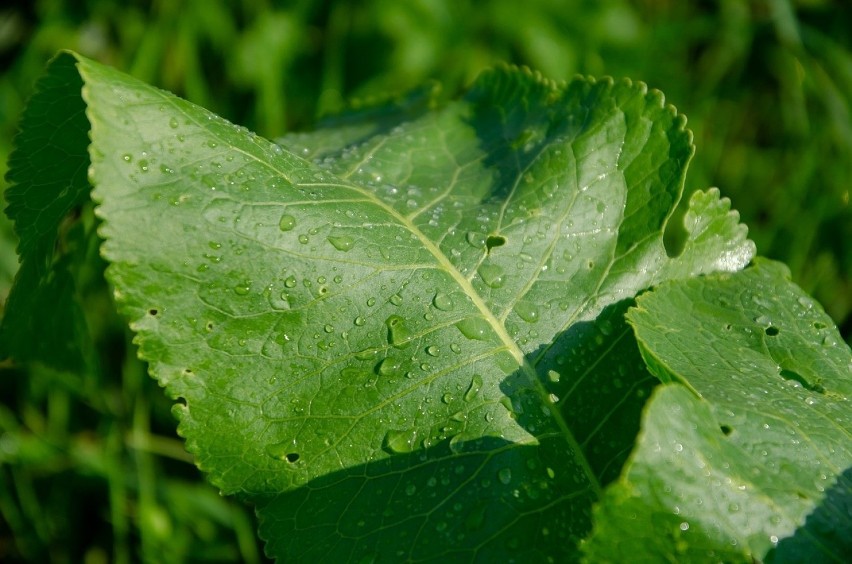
top-left (0, 0), bottom-right (849, 561)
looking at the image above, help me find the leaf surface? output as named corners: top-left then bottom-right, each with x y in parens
top-left (5, 52), bottom-right (759, 560)
top-left (0, 54), bottom-right (92, 369)
top-left (585, 259), bottom-right (852, 562)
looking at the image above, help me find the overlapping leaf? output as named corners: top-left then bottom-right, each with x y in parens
top-left (586, 260), bottom-right (852, 562)
top-left (4, 52), bottom-right (763, 560)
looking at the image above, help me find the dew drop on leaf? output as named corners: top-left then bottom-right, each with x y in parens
top-left (455, 317), bottom-right (490, 341)
top-left (383, 429), bottom-right (418, 454)
top-left (354, 348), bottom-right (377, 361)
top-left (377, 358), bottom-right (401, 377)
top-left (168, 117), bottom-right (179, 129)
top-left (353, 316), bottom-right (366, 326)
top-left (514, 301), bottom-right (540, 323)
top-left (478, 263), bottom-right (505, 288)
top-left (498, 468), bottom-right (512, 485)
top-left (389, 293), bottom-right (403, 306)
top-left (283, 276), bottom-right (296, 288)
top-left (278, 214), bottom-right (296, 232)
top-left (265, 440), bottom-right (298, 462)
top-left (234, 282), bottom-right (251, 295)
top-left (298, 234), bottom-right (309, 244)
top-left (464, 374), bottom-right (483, 401)
top-left (385, 315), bottom-right (412, 348)
top-left (327, 235), bottom-right (355, 252)
top-left (432, 292), bottom-right (453, 311)
top-left (465, 231), bottom-right (485, 248)
top-left (426, 345), bottom-right (440, 357)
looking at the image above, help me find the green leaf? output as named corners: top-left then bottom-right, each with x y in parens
top-left (585, 259), bottom-right (852, 562)
top-left (6, 52), bottom-right (759, 559)
top-left (0, 52), bottom-right (93, 370)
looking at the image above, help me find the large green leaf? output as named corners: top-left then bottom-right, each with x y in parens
top-left (584, 259), bottom-right (852, 562)
top-left (5, 52), bottom-right (759, 560)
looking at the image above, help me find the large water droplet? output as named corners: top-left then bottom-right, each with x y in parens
top-left (234, 282), bottom-right (251, 295)
top-left (426, 345), bottom-right (440, 357)
top-left (432, 292), bottom-right (453, 311)
top-left (169, 117), bottom-right (179, 129)
top-left (466, 231), bottom-right (485, 248)
top-left (498, 468), bottom-right (512, 485)
top-left (455, 317), bottom-right (490, 341)
top-left (284, 276), bottom-right (297, 288)
top-left (278, 214), bottom-right (296, 232)
top-left (478, 263), bottom-right (505, 288)
top-left (389, 293), bottom-right (403, 306)
top-left (383, 429), bottom-right (418, 454)
top-left (385, 315), bottom-right (412, 348)
top-left (327, 235), bottom-right (355, 252)
top-left (464, 374), bottom-right (483, 401)
top-left (265, 440), bottom-right (299, 462)
top-left (514, 301), bottom-right (540, 323)
top-left (377, 358), bottom-right (401, 377)
top-left (354, 348), bottom-right (377, 361)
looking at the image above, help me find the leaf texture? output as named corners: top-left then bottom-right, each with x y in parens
top-left (585, 259), bottom-right (852, 562)
top-left (4, 52), bottom-right (764, 560)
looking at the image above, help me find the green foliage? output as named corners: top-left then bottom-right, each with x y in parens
top-left (2, 50), bottom-right (850, 561)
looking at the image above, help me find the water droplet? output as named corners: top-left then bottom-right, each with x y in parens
top-left (323, 324), bottom-right (334, 333)
top-left (514, 301), bottom-right (539, 323)
top-left (466, 231), bottom-right (485, 248)
top-left (442, 392), bottom-right (454, 404)
top-left (405, 484), bottom-right (417, 496)
top-left (426, 345), bottom-right (440, 357)
top-left (159, 164), bottom-right (174, 174)
top-left (389, 293), bottom-right (403, 306)
top-left (354, 349), bottom-right (377, 361)
top-left (455, 317), bottom-right (490, 341)
top-left (366, 297), bottom-right (376, 307)
top-left (354, 316), bottom-right (366, 326)
top-left (278, 214), bottom-right (296, 232)
top-left (138, 159), bottom-right (149, 173)
top-left (464, 374), bottom-right (483, 401)
top-left (265, 441), bottom-right (299, 462)
top-left (234, 282), bottom-right (251, 295)
top-left (327, 235), bottom-right (355, 252)
top-left (383, 429), bottom-right (418, 454)
top-left (450, 343), bottom-right (461, 353)
top-left (498, 468), bottom-right (512, 485)
top-left (377, 358), bottom-right (401, 377)
top-left (385, 315), bottom-right (412, 348)
top-left (122, 153), bottom-right (132, 162)
top-left (478, 263), bottom-right (505, 288)
top-left (432, 292), bottom-right (453, 311)
top-left (284, 276), bottom-right (296, 288)
top-left (169, 117), bottom-right (179, 129)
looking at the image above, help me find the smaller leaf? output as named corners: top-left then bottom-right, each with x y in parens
top-left (585, 259), bottom-right (852, 561)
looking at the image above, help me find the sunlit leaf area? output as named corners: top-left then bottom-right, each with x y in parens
top-left (0, 2), bottom-right (849, 562)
